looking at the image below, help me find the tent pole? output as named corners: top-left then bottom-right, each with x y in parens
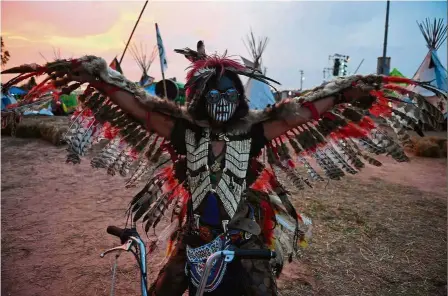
top-left (119, 0), bottom-right (149, 65)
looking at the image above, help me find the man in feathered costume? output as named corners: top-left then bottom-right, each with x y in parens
top-left (2, 41), bottom-right (446, 295)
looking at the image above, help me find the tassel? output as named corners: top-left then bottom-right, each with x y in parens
top-left (66, 119), bottom-right (98, 164)
top-left (298, 156), bottom-right (325, 182)
top-left (91, 137), bottom-right (121, 169)
top-left (346, 138), bottom-right (382, 167)
top-left (324, 146), bottom-right (358, 175)
top-left (332, 136), bottom-right (365, 169)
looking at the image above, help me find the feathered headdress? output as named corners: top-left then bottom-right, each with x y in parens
top-left (178, 52), bottom-right (281, 119)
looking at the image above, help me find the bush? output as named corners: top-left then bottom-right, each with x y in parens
top-left (411, 136), bottom-right (447, 158)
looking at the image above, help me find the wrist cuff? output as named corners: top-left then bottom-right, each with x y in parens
top-left (301, 102), bottom-right (320, 121)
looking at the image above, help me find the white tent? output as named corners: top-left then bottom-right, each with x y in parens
top-left (240, 31), bottom-right (276, 110)
top-left (130, 42), bottom-right (157, 88)
top-left (407, 18), bottom-right (447, 116)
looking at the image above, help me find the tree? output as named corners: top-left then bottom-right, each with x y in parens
top-left (1, 37), bottom-right (11, 66)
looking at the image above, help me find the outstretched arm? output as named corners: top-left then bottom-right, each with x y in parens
top-left (264, 96), bottom-right (335, 141)
top-left (263, 88), bottom-right (363, 140)
top-left (67, 61), bottom-right (175, 139)
top-left (91, 83), bottom-right (174, 139)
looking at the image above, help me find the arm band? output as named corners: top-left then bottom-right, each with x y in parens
top-left (301, 102), bottom-right (320, 121)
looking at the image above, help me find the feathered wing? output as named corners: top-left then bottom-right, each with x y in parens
top-left (248, 74), bottom-right (446, 258)
top-left (1, 56), bottom-right (192, 253)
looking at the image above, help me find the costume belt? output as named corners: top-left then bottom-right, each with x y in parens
top-left (192, 215), bottom-right (254, 245)
top-left (191, 204), bottom-right (261, 244)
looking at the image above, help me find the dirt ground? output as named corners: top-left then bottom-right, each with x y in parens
top-left (1, 137), bottom-right (446, 296)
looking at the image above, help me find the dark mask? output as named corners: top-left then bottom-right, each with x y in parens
top-left (205, 76), bottom-right (239, 123)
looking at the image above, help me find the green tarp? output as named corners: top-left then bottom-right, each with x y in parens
top-left (59, 94), bottom-right (78, 113)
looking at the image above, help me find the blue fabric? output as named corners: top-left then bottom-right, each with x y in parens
top-left (431, 51), bottom-right (448, 91)
top-left (201, 193), bottom-right (221, 226)
top-left (8, 86), bottom-right (27, 96)
top-left (1, 94), bottom-right (17, 110)
top-left (144, 84), bottom-right (156, 96)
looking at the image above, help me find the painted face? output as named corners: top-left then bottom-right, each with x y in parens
top-left (205, 76), bottom-right (239, 123)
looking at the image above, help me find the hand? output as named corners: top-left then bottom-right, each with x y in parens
top-left (342, 87), bottom-right (372, 102)
top-left (69, 66), bottom-right (97, 83)
top-left (52, 65), bottom-right (96, 87)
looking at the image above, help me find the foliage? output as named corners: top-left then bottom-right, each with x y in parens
top-left (1, 37), bottom-right (11, 67)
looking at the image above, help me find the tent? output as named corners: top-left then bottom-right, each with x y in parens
top-left (8, 86), bottom-right (27, 96)
top-left (144, 83), bottom-right (156, 96)
top-left (1, 93), bottom-right (17, 110)
top-left (240, 30), bottom-right (276, 110)
top-left (130, 42), bottom-right (157, 88)
top-left (407, 18), bottom-right (447, 115)
top-left (59, 93), bottom-right (78, 114)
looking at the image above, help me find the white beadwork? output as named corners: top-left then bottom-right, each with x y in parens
top-left (186, 129), bottom-right (209, 171)
top-left (185, 128), bottom-right (252, 218)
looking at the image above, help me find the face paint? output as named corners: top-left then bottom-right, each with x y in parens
top-left (205, 76), bottom-right (239, 123)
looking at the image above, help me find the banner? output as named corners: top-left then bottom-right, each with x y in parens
top-left (155, 23), bottom-right (168, 72)
top-left (109, 56), bottom-right (123, 74)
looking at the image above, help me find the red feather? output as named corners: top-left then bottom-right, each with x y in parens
top-left (369, 90), bottom-right (392, 117)
top-left (383, 84), bottom-right (413, 95)
top-left (382, 76), bottom-right (415, 85)
top-left (338, 122), bottom-right (368, 138)
top-left (369, 104), bottom-right (392, 117)
top-left (259, 200), bottom-right (275, 249)
top-left (185, 55), bottom-right (246, 97)
top-left (103, 123), bottom-right (120, 139)
top-left (286, 159), bottom-right (296, 168)
top-left (128, 149), bottom-right (140, 160)
top-left (357, 116), bottom-right (376, 131)
top-left (24, 77), bottom-right (53, 101)
top-left (250, 169), bottom-right (272, 192)
top-left (178, 190), bottom-right (191, 222)
top-left (186, 55), bottom-right (245, 82)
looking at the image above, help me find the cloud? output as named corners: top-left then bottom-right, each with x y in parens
top-left (1, 1), bottom-right (446, 89)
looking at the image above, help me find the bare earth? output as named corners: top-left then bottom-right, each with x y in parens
top-left (1, 137), bottom-right (446, 296)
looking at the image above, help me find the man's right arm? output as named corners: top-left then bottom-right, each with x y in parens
top-left (97, 84), bottom-right (175, 139)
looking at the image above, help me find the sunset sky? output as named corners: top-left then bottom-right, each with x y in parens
top-left (1, 1), bottom-right (447, 90)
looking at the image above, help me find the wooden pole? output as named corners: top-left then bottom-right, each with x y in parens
top-left (161, 70), bottom-right (168, 98)
top-left (381, 0), bottom-right (390, 75)
top-left (354, 58), bottom-right (365, 74)
top-left (119, 0), bottom-right (149, 65)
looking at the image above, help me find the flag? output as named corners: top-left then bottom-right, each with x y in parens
top-left (109, 56), bottom-right (123, 74)
top-left (155, 23), bottom-right (168, 72)
top-left (140, 74), bottom-right (155, 87)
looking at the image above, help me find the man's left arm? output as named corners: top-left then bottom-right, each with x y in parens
top-left (263, 95), bottom-right (337, 141)
top-left (263, 87), bottom-right (367, 140)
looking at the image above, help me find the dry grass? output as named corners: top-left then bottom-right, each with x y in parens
top-left (277, 170), bottom-right (447, 296)
top-left (1, 115), bottom-right (69, 146)
top-left (410, 136), bottom-right (447, 158)
top-left (1, 138), bottom-right (446, 296)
